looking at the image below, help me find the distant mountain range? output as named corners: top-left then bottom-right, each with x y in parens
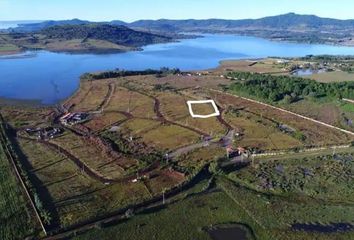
top-left (6, 13), bottom-right (354, 46)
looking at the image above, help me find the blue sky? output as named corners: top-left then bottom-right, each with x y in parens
top-left (1, 0), bottom-right (353, 21)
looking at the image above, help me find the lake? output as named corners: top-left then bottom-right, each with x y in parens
top-left (1, 34), bottom-right (354, 104)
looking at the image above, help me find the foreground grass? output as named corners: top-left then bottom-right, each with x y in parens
top-left (73, 190), bottom-right (255, 240)
top-left (0, 141), bottom-right (37, 239)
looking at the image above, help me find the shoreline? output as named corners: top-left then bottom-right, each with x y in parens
top-left (1, 32), bottom-right (354, 57)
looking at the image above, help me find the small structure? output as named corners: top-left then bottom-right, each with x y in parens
top-left (60, 112), bottom-right (89, 126)
top-left (25, 126), bottom-right (63, 140)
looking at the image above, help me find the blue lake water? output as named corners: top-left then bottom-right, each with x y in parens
top-left (1, 34), bottom-right (354, 104)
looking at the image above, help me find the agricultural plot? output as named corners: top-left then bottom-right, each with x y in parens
top-left (118, 118), bottom-right (201, 151)
top-left (224, 111), bottom-right (303, 151)
top-left (158, 92), bottom-right (227, 137)
top-left (145, 168), bottom-right (186, 195)
top-left (177, 146), bottom-right (225, 170)
top-left (104, 87), bottom-right (155, 118)
top-left (212, 91), bottom-right (354, 146)
top-left (68, 80), bottom-right (111, 112)
top-left (0, 141), bottom-right (38, 240)
top-left (217, 59), bottom-right (287, 74)
top-left (120, 118), bottom-right (161, 136)
top-left (17, 138), bottom-right (151, 228)
top-left (284, 99), bottom-right (354, 132)
top-left (0, 106), bottom-right (53, 129)
top-left (140, 124), bottom-right (200, 151)
top-left (51, 131), bottom-right (137, 179)
top-left (83, 112), bottom-right (127, 132)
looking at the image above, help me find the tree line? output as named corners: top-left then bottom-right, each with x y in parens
top-left (227, 71), bottom-right (354, 103)
top-left (81, 67), bottom-right (181, 80)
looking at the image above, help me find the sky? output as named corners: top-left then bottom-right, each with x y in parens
top-left (0, 0), bottom-right (354, 22)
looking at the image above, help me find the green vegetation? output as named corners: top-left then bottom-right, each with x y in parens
top-left (0, 125), bottom-right (37, 239)
top-left (227, 72), bottom-right (354, 103)
top-left (73, 185), bottom-right (257, 240)
top-left (229, 153), bottom-right (354, 202)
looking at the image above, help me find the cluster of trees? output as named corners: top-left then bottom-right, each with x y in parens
top-left (82, 67), bottom-right (181, 80)
top-left (41, 24), bottom-right (171, 47)
top-left (299, 55), bottom-right (354, 61)
top-left (227, 72), bottom-right (354, 103)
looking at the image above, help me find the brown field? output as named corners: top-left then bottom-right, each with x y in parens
top-left (216, 59), bottom-right (287, 74)
top-left (121, 74), bottom-right (231, 90)
top-left (145, 168), bottom-right (186, 195)
top-left (178, 146), bottom-right (225, 169)
top-left (66, 80), bottom-right (111, 112)
top-left (104, 86), bottom-right (155, 118)
top-left (51, 131), bottom-right (137, 179)
top-left (119, 118), bottom-right (201, 151)
top-left (0, 106), bottom-right (53, 129)
top-left (83, 112), bottom-right (127, 132)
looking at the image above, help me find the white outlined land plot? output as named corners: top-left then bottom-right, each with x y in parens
top-left (187, 100), bottom-right (220, 119)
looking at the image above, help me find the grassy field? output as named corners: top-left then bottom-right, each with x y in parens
top-left (218, 177), bottom-right (354, 240)
top-left (73, 189), bottom-right (258, 240)
top-left (212, 91), bottom-right (354, 146)
top-left (0, 137), bottom-right (38, 239)
top-left (224, 111), bottom-right (303, 151)
top-left (72, 171), bottom-right (354, 240)
top-left (141, 124), bottom-right (200, 151)
top-left (283, 99), bottom-right (354, 132)
top-left (229, 153), bottom-right (354, 202)
top-left (158, 92), bottom-right (227, 137)
top-left (177, 146), bottom-right (225, 170)
top-left (306, 71), bottom-right (354, 83)
top-left (51, 131), bottom-right (136, 179)
top-left (217, 59), bottom-right (287, 74)
top-left (83, 112), bottom-right (127, 132)
top-left (105, 87), bottom-right (155, 118)
top-left (0, 106), bottom-right (53, 129)
top-left (68, 80), bottom-right (110, 112)
top-left (17, 138), bottom-right (151, 228)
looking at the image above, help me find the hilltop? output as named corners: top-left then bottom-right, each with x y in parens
top-left (0, 24), bottom-right (172, 55)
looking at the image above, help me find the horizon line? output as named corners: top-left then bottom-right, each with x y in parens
top-left (1, 12), bottom-right (354, 23)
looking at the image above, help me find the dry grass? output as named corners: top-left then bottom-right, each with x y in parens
top-left (68, 80), bottom-right (110, 112)
top-left (158, 92), bottom-right (227, 136)
top-left (145, 168), bottom-right (186, 195)
top-left (305, 71), bottom-right (354, 83)
top-left (105, 87), bottom-right (155, 118)
top-left (120, 119), bottom-right (161, 136)
top-left (178, 146), bottom-right (225, 169)
top-left (225, 112), bottom-right (303, 150)
top-left (217, 59), bottom-right (287, 74)
top-left (83, 112), bottom-right (127, 132)
top-left (141, 124), bottom-right (200, 151)
top-left (212, 92), bottom-right (354, 146)
top-left (51, 132), bottom-right (137, 179)
top-left (18, 138), bottom-right (151, 227)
